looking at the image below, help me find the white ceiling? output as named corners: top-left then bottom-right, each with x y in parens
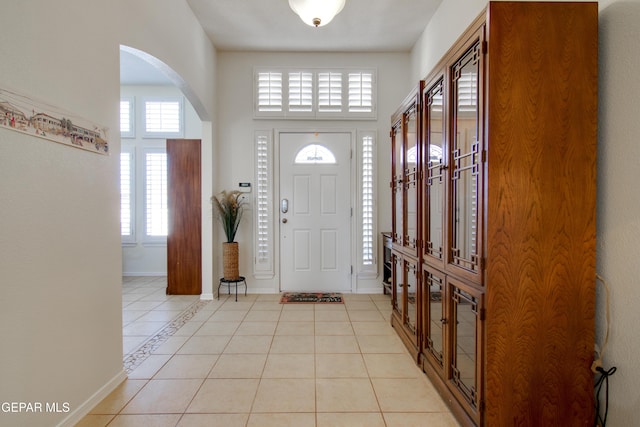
top-left (186, 0), bottom-right (442, 52)
top-left (121, 0), bottom-right (442, 84)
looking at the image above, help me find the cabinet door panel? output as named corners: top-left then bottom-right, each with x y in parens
top-left (393, 180), bottom-right (404, 246)
top-left (448, 277), bottom-right (483, 421)
top-left (449, 40), bottom-right (483, 283)
top-left (404, 257), bottom-right (418, 337)
top-left (422, 265), bottom-right (446, 372)
top-left (404, 106), bottom-right (419, 251)
top-left (391, 251), bottom-right (404, 316)
top-left (391, 122), bottom-right (404, 245)
top-left (423, 77), bottom-right (446, 266)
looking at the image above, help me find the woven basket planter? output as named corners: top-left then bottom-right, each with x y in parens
top-left (222, 242), bottom-right (240, 280)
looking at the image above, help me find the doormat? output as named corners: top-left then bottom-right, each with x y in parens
top-left (280, 292), bottom-right (344, 304)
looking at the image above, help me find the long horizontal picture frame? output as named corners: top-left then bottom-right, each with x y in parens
top-left (0, 87), bottom-right (109, 155)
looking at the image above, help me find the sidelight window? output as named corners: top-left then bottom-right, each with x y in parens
top-left (254, 131), bottom-right (274, 278)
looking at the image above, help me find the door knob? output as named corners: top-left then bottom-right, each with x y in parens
top-left (282, 218), bottom-right (288, 223)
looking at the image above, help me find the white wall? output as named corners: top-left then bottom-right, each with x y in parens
top-left (0, 1), bottom-right (217, 426)
top-left (217, 51), bottom-right (410, 293)
top-left (411, 0), bottom-right (640, 424)
top-left (120, 85), bottom-right (203, 276)
top-left (410, 0), bottom-right (486, 81)
top-left (596, 1), bottom-right (640, 424)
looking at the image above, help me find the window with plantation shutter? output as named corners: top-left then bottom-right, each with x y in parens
top-left (144, 149), bottom-right (168, 240)
top-left (317, 72), bottom-right (343, 113)
top-left (120, 97), bottom-right (134, 138)
top-left (361, 134), bottom-right (374, 265)
top-left (349, 72), bottom-right (374, 114)
top-left (120, 147), bottom-right (134, 243)
top-left (254, 131), bottom-right (274, 277)
top-left (358, 130), bottom-right (377, 277)
top-left (143, 97), bottom-right (183, 138)
top-left (288, 71), bottom-right (313, 113)
top-left (257, 71), bottom-right (283, 113)
top-left (254, 68), bottom-right (376, 119)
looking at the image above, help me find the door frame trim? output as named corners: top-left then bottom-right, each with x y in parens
top-left (274, 128), bottom-right (356, 293)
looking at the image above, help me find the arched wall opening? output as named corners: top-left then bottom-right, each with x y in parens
top-left (119, 45), bottom-right (214, 298)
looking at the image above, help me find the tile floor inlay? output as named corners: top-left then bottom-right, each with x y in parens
top-left (124, 299), bottom-right (210, 374)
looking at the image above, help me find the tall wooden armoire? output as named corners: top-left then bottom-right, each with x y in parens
top-left (389, 3), bottom-right (598, 425)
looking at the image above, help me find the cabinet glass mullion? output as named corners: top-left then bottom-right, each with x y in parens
top-left (404, 106), bottom-right (419, 251)
top-left (391, 123), bottom-right (404, 245)
top-left (392, 252), bottom-right (404, 315)
top-left (424, 78), bottom-right (445, 264)
top-left (449, 279), bottom-right (483, 411)
top-left (405, 258), bottom-right (418, 335)
top-left (423, 266), bottom-right (445, 369)
top-left (450, 41), bottom-right (481, 277)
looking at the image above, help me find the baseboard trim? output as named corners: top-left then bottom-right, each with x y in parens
top-left (122, 272), bottom-right (166, 277)
top-left (56, 369), bottom-right (127, 427)
top-left (355, 286), bottom-right (384, 294)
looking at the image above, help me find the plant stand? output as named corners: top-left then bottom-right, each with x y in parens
top-left (217, 276), bottom-right (247, 302)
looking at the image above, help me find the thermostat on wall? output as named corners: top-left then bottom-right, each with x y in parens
top-left (238, 182), bottom-right (252, 193)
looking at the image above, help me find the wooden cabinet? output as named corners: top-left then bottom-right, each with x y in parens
top-left (390, 85), bottom-right (423, 358)
top-left (389, 3), bottom-right (598, 426)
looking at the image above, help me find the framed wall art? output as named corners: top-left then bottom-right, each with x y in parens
top-left (0, 87), bottom-right (109, 155)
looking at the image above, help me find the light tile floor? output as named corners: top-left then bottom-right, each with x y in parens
top-left (77, 277), bottom-right (459, 426)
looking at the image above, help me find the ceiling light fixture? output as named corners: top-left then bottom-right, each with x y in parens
top-left (288, 0), bottom-right (346, 27)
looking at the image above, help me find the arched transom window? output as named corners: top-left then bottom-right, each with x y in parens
top-left (294, 144), bottom-right (336, 164)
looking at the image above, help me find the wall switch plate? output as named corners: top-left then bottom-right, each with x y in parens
top-left (238, 182), bottom-right (251, 193)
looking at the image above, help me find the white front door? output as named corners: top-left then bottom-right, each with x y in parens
top-left (279, 132), bottom-right (352, 292)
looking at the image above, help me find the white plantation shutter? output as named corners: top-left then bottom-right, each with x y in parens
top-left (256, 135), bottom-right (270, 261)
top-left (144, 99), bottom-right (182, 136)
top-left (361, 135), bottom-right (374, 265)
top-left (257, 72), bottom-right (283, 113)
top-left (254, 68), bottom-right (376, 119)
top-left (317, 72), bottom-right (343, 113)
top-left (349, 72), bottom-right (374, 113)
top-left (120, 149), bottom-right (134, 241)
top-left (254, 131), bottom-right (274, 277)
top-left (120, 97), bottom-right (134, 138)
top-left (288, 71), bottom-right (313, 113)
top-left (145, 150), bottom-right (168, 238)
top-left (358, 130), bottom-right (377, 277)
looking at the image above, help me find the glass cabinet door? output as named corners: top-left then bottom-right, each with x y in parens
top-left (392, 252), bottom-right (403, 315)
top-left (449, 40), bottom-right (483, 282)
top-left (448, 277), bottom-right (483, 414)
top-left (423, 78), bottom-right (445, 265)
top-left (404, 105), bottom-right (419, 252)
top-left (391, 122), bottom-right (404, 245)
top-left (404, 257), bottom-right (418, 338)
top-left (422, 266), bottom-right (445, 371)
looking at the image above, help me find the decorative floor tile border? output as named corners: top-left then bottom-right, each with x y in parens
top-left (123, 299), bottom-right (211, 374)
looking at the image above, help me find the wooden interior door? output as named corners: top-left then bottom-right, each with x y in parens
top-left (166, 139), bottom-right (201, 295)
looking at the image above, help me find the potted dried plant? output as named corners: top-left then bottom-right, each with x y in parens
top-left (212, 190), bottom-right (245, 280)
